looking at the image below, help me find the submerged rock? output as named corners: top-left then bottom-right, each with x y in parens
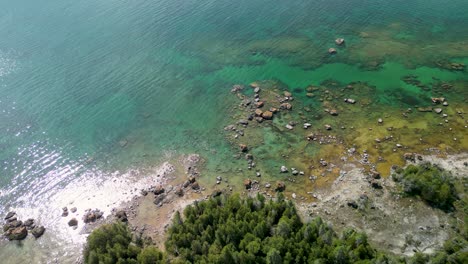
top-left (344, 98), bottom-right (356, 104)
top-left (335, 38), bottom-right (345, 45)
top-left (328, 48), bottom-right (337, 54)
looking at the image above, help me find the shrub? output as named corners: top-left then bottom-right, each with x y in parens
top-left (394, 163), bottom-right (458, 210)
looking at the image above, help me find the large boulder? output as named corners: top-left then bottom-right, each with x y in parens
top-left (7, 226), bottom-right (28, 241)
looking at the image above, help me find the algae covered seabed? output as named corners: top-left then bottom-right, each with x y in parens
top-left (0, 0), bottom-right (467, 262)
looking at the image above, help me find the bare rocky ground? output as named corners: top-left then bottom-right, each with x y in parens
top-left (104, 151), bottom-right (466, 256)
top-left (297, 153), bottom-right (467, 256)
top-left (115, 154), bottom-right (214, 249)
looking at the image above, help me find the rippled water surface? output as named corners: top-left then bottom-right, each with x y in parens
top-left (0, 0), bottom-right (467, 262)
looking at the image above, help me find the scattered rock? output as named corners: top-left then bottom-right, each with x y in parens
top-left (303, 123), bottom-right (311, 129)
top-left (347, 200), bottom-right (358, 209)
top-left (265, 183), bottom-right (271, 188)
top-left (370, 170), bottom-right (381, 179)
top-left (115, 211), bottom-right (128, 222)
top-left (254, 87), bottom-right (260, 93)
top-left (280, 103), bottom-right (292, 110)
top-left (255, 101), bottom-right (264, 108)
top-left (344, 98), bottom-right (356, 104)
top-left (191, 182), bottom-right (200, 190)
top-left (4, 212), bottom-right (15, 220)
top-left (324, 124), bottom-right (332, 130)
top-left (280, 166), bottom-right (288, 173)
top-left (431, 97), bottom-right (445, 104)
top-left (231, 84), bottom-right (244, 93)
top-left (70, 207), bottom-right (77, 213)
top-left (370, 180), bottom-right (382, 189)
top-left (238, 120), bottom-right (248, 125)
top-left (434, 108), bottom-right (443, 114)
top-left (378, 118), bottom-right (383, 124)
top-left (62, 207), bottom-right (68, 217)
top-left (404, 153), bottom-right (416, 162)
top-left (328, 48), bottom-right (337, 54)
top-left (284, 91), bottom-right (292, 97)
top-left (175, 187), bottom-right (184, 197)
top-left (153, 186), bottom-right (165, 195)
top-left (262, 111), bottom-right (273, 120)
top-left (68, 218), bottom-right (78, 227)
top-left (239, 144), bottom-right (248, 152)
top-left (255, 109), bottom-right (263, 116)
top-left (23, 218), bottom-right (34, 227)
top-left (31, 226), bottom-right (45, 238)
top-left (119, 139), bottom-right (128, 148)
top-left (335, 38), bottom-right (345, 45)
top-left (417, 107), bottom-right (432, 112)
top-left (329, 109), bottom-right (338, 116)
top-left (275, 181), bottom-right (286, 192)
top-left (292, 193), bottom-right (297, 199)
top-left (285, 124), bottom-right (294, 130)
top-left (83, 209), bottom-right (103, 224)
top-left (244, 179), bottom-right (252, 190)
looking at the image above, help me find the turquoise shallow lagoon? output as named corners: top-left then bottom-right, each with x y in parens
top-left (0, 0), bottom-right (467, 262)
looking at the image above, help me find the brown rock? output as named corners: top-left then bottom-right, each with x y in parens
top-left (403, 153), bottom-right (415, 162)
top-left (255, 101), bottom-right (264, 108)
top-left (329, 109), bottom-right (338, 116)
top-left (275, 181), bottom-right (286, 192)
top-left (417, 107), bottom-right (432, 112)
top-left (262, 111), bottom-right (273, 120)
top-left (239, 144), bottom-right (248, 152)
top-left (191, 182), bottom-right (200, 190)
top-left (175, 187), bottom-right (184, 197)
top-left (115, 211), bottom-right (128, 222)
top-left (255, 109), bottom-right (263, 116)
top-left (284, 91), bottom-right (292, 97)
top-left (280, 103), bottom-right (292, 110)
top-left (431, 97), bottom-right (445, 104)
top-left (7, 226), bottom-right (27, 240)
top-left (370, 170), bottom-right (381, 179)
top-left (153, 186), bottom-right (165, 195)
top-left (244, 179), bottom-right (252, 190)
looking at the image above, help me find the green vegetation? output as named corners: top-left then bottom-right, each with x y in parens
top-left (165, 193), bottom-right (384, 263)
top-left (85, 191), bottom-right (468, 263)
top-left (392, 163), bottom-right (458, 210)
top-left (84, 222), bottom-right (166, 264)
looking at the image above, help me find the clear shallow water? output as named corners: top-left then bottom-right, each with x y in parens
top-left (0, 0), bottom-right (467, 262)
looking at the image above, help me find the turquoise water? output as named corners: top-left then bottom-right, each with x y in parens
top-left (0, 0), bottom-right (467, 262)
